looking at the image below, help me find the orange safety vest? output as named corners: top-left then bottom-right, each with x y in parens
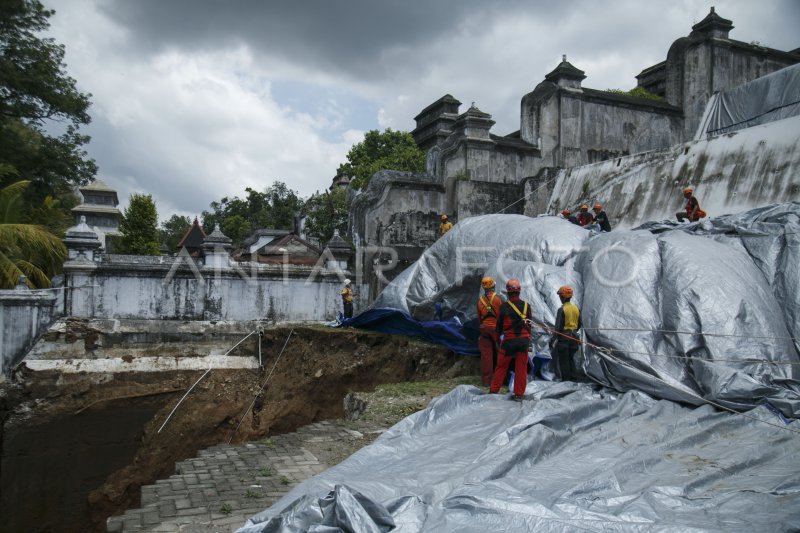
top-left (477, 292), bottom-right (501, 327)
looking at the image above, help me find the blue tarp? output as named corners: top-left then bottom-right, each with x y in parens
top-left (336, 308), bottom-right (479, 355)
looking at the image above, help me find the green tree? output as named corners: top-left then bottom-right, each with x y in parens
top-left (118, 193), bottom-right (160, 255)
top-left (159, 214), bottom-right (191, 252)
top-left (0, 0), bottom-right (96, 225)
top-left (219, 214), bottom-right (251, 246)
top-left (337, 129), bottom-right (425, 189)
top-left (201, 181), bottom-right (302, 246)
top-left (0, 179), bottom-right (66, 288)
top-left (302, 187), bottom-right (349, 244)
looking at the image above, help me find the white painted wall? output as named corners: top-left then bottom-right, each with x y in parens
top-left (544, 115), bottom-right (800, 229)
top-left (63, 259), bottom-right (363, 322)
top-left (0, 289), bottom-right (60, 375)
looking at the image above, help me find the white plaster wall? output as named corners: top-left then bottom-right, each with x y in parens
top-left (544, 115), bottom-right (800, 229)
top-left (0, 291), bottom-right (59, 375)
top-left (65, 268), bottom-right (351, 322)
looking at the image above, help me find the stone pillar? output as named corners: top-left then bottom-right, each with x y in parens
top-left (62, 216), bottom-right (101, 317)
top-left (201, 224), bottom-right (233, 272)
top-left (323, 229), bottom-right (355, 272)
top-left (201, 224), bottom-right (232, 320)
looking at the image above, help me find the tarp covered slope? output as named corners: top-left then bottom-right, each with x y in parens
top-left (374, 204), bottom-right (800, 415)
top-left (238, 384), bottom-right (800, 532)
top-left (698, 62), bottom-right (800, 138)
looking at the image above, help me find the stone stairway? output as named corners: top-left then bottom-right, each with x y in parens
top-left (107, 421), bottom-right (369, 533)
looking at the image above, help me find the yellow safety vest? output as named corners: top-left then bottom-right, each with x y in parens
top-left (562, 302), bottom-right (580, 331)
top-left (341, 287), bottom-right (353, 303)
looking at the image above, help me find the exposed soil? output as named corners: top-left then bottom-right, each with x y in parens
top-left (0, 326), bottom-right (478, 533)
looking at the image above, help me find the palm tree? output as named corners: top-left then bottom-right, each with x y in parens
top-left (0, 179), bottom-right (67, 288)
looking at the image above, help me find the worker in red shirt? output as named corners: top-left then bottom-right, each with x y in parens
top-left (476, 276), bottom-right (503, 386)
top-left (575, 204), bottom-right (593, 226)
top-left (676, 187), bottom-right (707, 222)
top-left (489, 278), bottom-right (532, 401)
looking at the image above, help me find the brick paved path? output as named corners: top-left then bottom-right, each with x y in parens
top-left (107, 421), bottom-right (372, 533)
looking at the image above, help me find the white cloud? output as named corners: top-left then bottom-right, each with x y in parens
top-left (44, 0), bottom-right (800, 221)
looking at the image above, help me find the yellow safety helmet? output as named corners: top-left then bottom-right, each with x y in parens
top-left (557, 285), bottom-right (574, 298)
top-left (580, 204), bottom-right (588, 210)
top-left (481, 276), bottom-right (495, 290)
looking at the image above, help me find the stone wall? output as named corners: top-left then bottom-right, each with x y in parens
top-left (521, 86), bottom-right (684, 170)
top-left (668, 38), bottom-right (799, 139)
top-left (455, 179), bottom-right (522, 218)
top-left (349, 170), bottom-right (447, 300)
top-left (536, 114), bottom-right (800, 228)
top-left (63, 255), bottom-right (361, 322)
top-left (0, 287), bottom-right (61, 376)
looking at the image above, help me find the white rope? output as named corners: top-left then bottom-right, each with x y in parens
top-left (228, 327), bottom-right (294, 444)
top-left (533, 323), bottom-right (800, 366)
top-left (495, 174), bottom-right (560, 214)
top-left (532, 318), bottom-right (800, 434)
top-left (593, 347), bottom-right (800, 436)
top-left (157, 330), bottom-right (257, 434)
top-left (583, 326), bottom-right (800, 343)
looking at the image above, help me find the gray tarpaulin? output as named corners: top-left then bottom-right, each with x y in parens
top-left (238, 384), bottom-right (800, 532)
top-left (697, 63), bottom-right (800, 138)
top-left (374, 203), bottom-right (800, 416)
top-left (238, 203), bottom-right (800, 532)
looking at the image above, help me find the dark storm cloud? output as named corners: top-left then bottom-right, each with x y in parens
top-left (98, 0), bottom-right (572, 80)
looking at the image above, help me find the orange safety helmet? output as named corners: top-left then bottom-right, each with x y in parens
top-left (506, 278), bottom-right (521, 293)
top-left (481, 276), bottom-right (495, 290)
top-left (441, 214), bottom-right (448, 221)
top-left (561, 209), bottom-right (571, 216)
top-left (580, 204), bottom-right (588, 210)
top-left (682, 187), bottom-right (693, 195)
top-left (593, 203), bottom-right (602, 211)
top-left (557, 285), bottom-right (573, 298)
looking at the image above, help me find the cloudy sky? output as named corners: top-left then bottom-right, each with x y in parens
top-left (46, 0), bottom-right (799, 222)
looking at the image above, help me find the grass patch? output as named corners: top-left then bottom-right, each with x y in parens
top-left (220, 503), bottom-right (232, 515)
top-left (371, 376), bottom-right (482, 397)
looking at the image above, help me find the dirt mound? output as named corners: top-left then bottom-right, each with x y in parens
top-left (0, 326), bottom-right (478, 533)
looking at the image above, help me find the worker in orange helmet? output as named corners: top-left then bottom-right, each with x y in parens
top-left (476, 276), bottom-right (504, 386)
top-left (549, 285), bottom-right (582, 381)
top-left (676, 187), bottom-right (707, 222)
top-left (575, 204), bottom-right (593, 227)
top-left (490, 278), bottom-right (532, 401)
top-left (592, 203), bottom-right (612, 232)
top-left (439, 214), bottom-right (453, 237)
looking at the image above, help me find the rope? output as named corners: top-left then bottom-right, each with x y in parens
top-left (157, 367), bottom-right (213, 434)
top-left (157, 330), bottom-right (257, 434)
top-left (228, 327), bottom-right (294, 444)
top-left (583, 326), bottom-right (800, 343)
top-left (595, 346), bottom-right (800, 436)
top-left (538, 324), bottom-right (800, 366)
top-left (76, 388), bottom-right (185, 415)
top-left (495, 173), bottom-right (560, 214)
top-left (528, 318), bottom-right (800, 435)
